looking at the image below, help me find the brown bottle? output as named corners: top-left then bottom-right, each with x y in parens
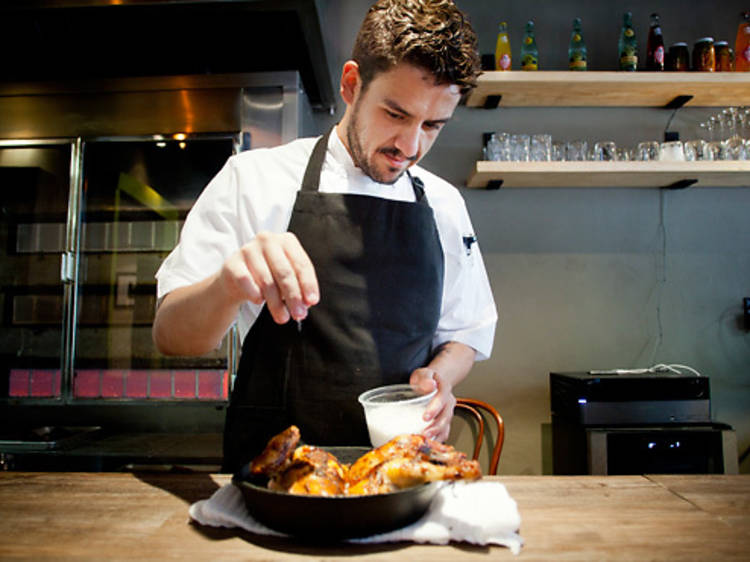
top-left (646, 13), bottom-right (665, 71)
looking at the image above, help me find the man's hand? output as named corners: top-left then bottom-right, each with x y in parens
top-left (219, 231), bottom-right (319, 324)
top-left (153, 231), bottom-right (319, 356)
top-left (409, 341), bottom-right (477, 442)
top-left (410, 367), bottom-right (455, 442)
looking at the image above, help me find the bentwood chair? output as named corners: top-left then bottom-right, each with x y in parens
top-left (455, 398), bottom-right (505, 475)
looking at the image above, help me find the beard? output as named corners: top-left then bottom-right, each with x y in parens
top-left (345, 101), bottom-right (415, 185)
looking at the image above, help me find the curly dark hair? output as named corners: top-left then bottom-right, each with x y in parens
top-left (352, 0), bottom-right (481, 94)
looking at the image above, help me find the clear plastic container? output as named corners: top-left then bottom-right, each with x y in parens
top-left (358, 384), bottom-right (436, 447)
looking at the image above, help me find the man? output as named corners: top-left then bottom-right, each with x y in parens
top-left (153, 0), bottom-right (497, 473)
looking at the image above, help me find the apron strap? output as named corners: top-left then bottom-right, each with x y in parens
top-left (407, 171), bottom-right (426, 202)
top-left (300, 129), bottom-right (332, 192)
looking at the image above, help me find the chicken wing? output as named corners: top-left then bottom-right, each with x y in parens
top-left (249, 425), bottom-right (300, 478)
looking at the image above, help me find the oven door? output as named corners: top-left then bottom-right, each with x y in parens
top-left (73, 135), bottom-right (236, 402)
top-left (0, 140), bottom-right (75, 401)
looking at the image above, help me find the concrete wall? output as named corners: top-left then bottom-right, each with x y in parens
top-left (314, 0), bottom-right (750, 474)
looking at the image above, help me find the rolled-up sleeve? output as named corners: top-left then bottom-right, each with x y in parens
top-left (155, 158), bottom-right (245, 300)
top-left (429, 185), bottom-right (497, 361)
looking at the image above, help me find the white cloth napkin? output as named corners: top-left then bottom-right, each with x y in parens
top-left (189, 480), bottom-right (523, 554)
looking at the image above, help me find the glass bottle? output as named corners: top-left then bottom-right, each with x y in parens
top-left (666, 42), bottom-right (690, 71)
top-left (568, 17), bottom-right (587, 71)
top-left (735, 11), bottom-right (750, 71)
top-left (646, 13), bottom-right (665, 71)
top-left (692, 38), bottom-right (715, 72)
top-left (715, 41), bottom-right (735, 71)
top-left (495, 21), bottom-right (512, 70)
top-left (618, 12), bottom-right (638, 71)
top-left (520, 20), bottom-right (539, 71)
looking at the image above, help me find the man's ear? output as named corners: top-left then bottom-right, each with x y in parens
top-left (340, 60), bottom-right (361, 105)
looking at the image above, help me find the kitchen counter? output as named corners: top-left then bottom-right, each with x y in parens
top-left (0, 472), bottom-right (748, 560)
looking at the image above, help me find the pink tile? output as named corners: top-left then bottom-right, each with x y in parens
top-left (125, 370), bottom-right (149, 398)
top-left (149, 370), bottom-right (172, 398)
top-left (75, 370), bottom-right (100, 398)
top-left (198, 370), bottom-right (223, 400)
top-left (9, 369), bottom-right (30, 397)
top-left (173, 370), bottom-right (196, 398)
top-left (101, 370), bottom-right (125, 397)
top-left (30, 370), bottom-right (56, 397)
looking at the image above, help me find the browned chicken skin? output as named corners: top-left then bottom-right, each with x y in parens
top-left (347, 433), bottom-right (471, 484)
top-left (347, 435), bottom-right (481, 495)
top-left (248, 427), bottom-right (481, 496)
top-left (270, 446), bottom-right (348, 496)
top-left (249, 425), bottom-right (300, 477)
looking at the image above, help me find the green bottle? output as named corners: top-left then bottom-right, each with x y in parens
top-left (618, 12), bottom-right (638, 71)
top-left (568, 17), bottom-right (587, 71)
top-left (520, 20), bottom-right (539, 70)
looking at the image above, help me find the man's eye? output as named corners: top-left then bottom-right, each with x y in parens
top-left (424, 122), bottom-right (442, 131)
top-left (387, 111), bottom-right (404, 120)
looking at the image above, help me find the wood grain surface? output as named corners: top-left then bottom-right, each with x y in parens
top-left (0, 472), bottom-right (748, 560)
top-left (466, 160), bottom-right (750, 189)
top-left (465, 71), bottom-right (750, 108)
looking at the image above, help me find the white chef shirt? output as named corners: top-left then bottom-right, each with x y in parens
top-left (156, 131), bottom-right (497, 360)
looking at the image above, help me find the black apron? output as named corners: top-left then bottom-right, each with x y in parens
top-left (222, 129), bottom-right (444, 473)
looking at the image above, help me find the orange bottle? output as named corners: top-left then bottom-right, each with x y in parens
top-left (735, 11), bottom-right (750, 71)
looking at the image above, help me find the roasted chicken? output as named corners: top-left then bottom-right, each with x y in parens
top-left (247, 425), bottom-right (481, 496)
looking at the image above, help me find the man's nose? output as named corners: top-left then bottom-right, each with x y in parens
top-left (394, 125), bottom-right (420, 159)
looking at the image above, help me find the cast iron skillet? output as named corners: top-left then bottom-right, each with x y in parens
top-left (232, 446), bottom-right (440, 540)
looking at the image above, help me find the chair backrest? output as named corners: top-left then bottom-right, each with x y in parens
top-left (455, 398), bottom-right (504, 475)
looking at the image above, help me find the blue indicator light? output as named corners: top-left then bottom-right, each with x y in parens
top-left (577, 398), bottom-right (587, 404)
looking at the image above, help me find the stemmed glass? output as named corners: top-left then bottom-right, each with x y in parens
top-left (722, 108), bottom-right (742, 160)
top-left (700, 108), bottom-right (748, 160)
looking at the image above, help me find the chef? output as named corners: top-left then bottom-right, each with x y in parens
top-left (153, 0), bottom-right (497, 473)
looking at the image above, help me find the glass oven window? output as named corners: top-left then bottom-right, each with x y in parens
top-left (1, 143), bottom-right (72, 399)
top-left (75, 137), bottom-right (234, 401)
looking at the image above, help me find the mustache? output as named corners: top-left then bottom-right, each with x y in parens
top-left (379, 147), bottom-right (417, 162)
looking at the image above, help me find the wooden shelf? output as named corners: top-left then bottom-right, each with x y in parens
top-left (465, 71), bottom-right (750, 108)
top-left (466, 161), bottom-right (750, 189)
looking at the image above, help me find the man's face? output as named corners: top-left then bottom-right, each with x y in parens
top-left (343, 63), bottom-right (461, 185)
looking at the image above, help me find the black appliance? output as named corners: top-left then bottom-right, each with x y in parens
top-left (550, 372), bottom-right (738, 475)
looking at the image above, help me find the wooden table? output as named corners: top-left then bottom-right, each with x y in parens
top-left (0, 472), bottom-right (748, 560)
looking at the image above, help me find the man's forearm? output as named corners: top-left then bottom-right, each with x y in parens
top-left (427, 341), bottom-right (477, 391)
top-left (152, 273), bottom-right (240, 356)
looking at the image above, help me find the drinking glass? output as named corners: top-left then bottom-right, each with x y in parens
top-left (709, 141), bottom-right (729, 160)
top-left (684, 139), bottom-right (713, 161)
top-left (635, 141), bottom-right (660, 161)
top-left (530, 134), bottom-right (552, 161)
top-left (485, 132), bottom-right (508, 161)
top-left (616, 147), bottom-right (632, 161)
top-left (551, 141), bottom-right (566, 161)
top-left (592, 141), bottom-right (617, 161)
top-left (565, 140), bottom-right (588, 161)
top-left (658, 141), bottom-right (685, 161)
top-left (498, 132), bottom-right (511, 161)
top-left (509, 134), bottom-right (530, 161)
